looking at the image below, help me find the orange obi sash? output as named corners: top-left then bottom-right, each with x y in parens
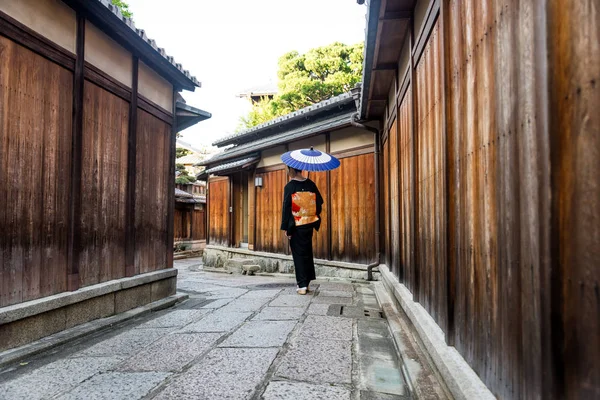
top-left (291, 192), bottom-right (319, 226)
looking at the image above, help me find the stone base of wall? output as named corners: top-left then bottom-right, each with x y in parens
top-left (203, 245), bottom-right (380, 281)
top-left (0, 269), bottom-right (177, 352)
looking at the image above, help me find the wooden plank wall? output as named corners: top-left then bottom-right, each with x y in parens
top-left (330, 153), bottom-right (376, 264)
top-left (255, 169), bottom-right (289, 255)
top-left (208, 178), bottom-right (229, 246)
top-left (134, 110), bottom-right (170, 274)
top-left (79, 81), bottom-right (128, 287)
top-left (192, 210), bottom-right (206, 241)
top-left (174, 209), bottom-right (190, 240)
top-left (389, 120), bottom-right (400, 277)
top-left (309, 171), bottom-right (328, 260)
top-left (547, 0), bottom-right (599, 397)
top-left (0, 37), bottom-right (72, 307)
top-left (383, 137), bottom-right (390, 267)
top-left (397, 89), bottom-right (415, 293)
top-left (415, 21), bottom-right (448, 333)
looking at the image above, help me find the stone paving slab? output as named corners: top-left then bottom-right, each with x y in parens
top-left (56, 371), bottom-right (170, 400)
top-left (253, 306), bottom-right (306, 321)
top-left (179, 311), bottom-right (251, 332)
top-left (276, 338), bottom-right (352, 384)
top-left (118, 332), bottom-right (222, 372)
top-left (307, 303), bottom-right (331, 315)
top-left (312, 296), bottom-right (353, 305)
top-left (199, 298), bottom-right (233, 309)
top-left (358, 356), bottom-right (407, 396)
top-left (318, 282), bottom-right (354, 292)
top-left (217, 296), bottom-right (272, 313)
top-left (75, 328), bottom-right (173, 357)
top-left (269, 294), bottom-right (312, 307)
top-left (238, 289), bottom-right (282, 299)
top-left (154, 347), bottom-right (279, 400)
top-left (219, 320), bottom-right (296, 348)
top-left (202, 287), bottom-right (249, 299)
top-left (319, 290), bottom-right (354, 298)
top-left (0, 356), bottom-right (122, 400)
top-left (135, 309), bottom-right (209, 329)
top-left (299, 315), bottom-right (353, 341)
top-left (262, 380), bottom-right (351, 400)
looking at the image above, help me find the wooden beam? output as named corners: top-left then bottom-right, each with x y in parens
top-left (374, 63), bottom-right (398, 71)
top-left (380, 10), bottom-right (413, 20)
top-left (409, 18), bottom-right (420, 300)
top-left (84, 62), bottom-right (131, 101)
top-left (326, 133), bottom-right (332, 261)
top-left (412, 0), bottom-right (440, 65)
top-left (125, 56), bottom-right (139, 277)
top-left (67, 13), bottom-right (85, 292)
top-left (166, 88), bottom-right (177, 269)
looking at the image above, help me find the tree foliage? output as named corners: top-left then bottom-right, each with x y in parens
top-left (176, 148), bottom-right (191, 159)
top-left (175, 164), bottom-right (196, 184)
top-left (111, 0), bottom-right (133, 18)
top-left (239, 42), bottom-right (364, 129)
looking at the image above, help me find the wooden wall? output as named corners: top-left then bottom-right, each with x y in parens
top-left (174, 208), bottom-right (205, 241)
top-left (208, 178), bottom-right (229, 247)
top-left (134, 110), bottom-right (171, 274)
top-left (192, 209), bottom-right (206, 241)
top-left (79, 81), bottom-right (128, 287)
top-left (309, 171), bottom-right (328, 260)
top-left (255, 169), bottom-right (289, 255)
top-left (383, 135), bottom-right (390, 267)
top-left (330, 153), bottom-right (376, 264)
top-left (378, 0), bottom-right (599, 397)
top-left (389, 119), bottom-right (400, 277)
top-left (0, 36), bottom-right (72, 307)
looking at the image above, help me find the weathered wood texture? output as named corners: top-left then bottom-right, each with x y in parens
top-left (548, 0), bottom-right (599, 398)
top-left (330, 153), bottom-right (376, 264)
top-left (174, 208), bottom-right (191, 240)
top-left (255, 169), bottom-right (289, 255)
top-left (134, 110), bottom-right (170, 274)
top-left (208, 178), bottom-right (229, 247)
top-left (79, 81), bottom-right (128, 287)
top-left (397, 88), bottom-right (415, 293)
top-left (309, 171), bottom-right (328, 260)
top-left (0, 37), bottom-right (72, 306)
top-left (389, 119), bottom-right (400, 277)
top-left (415, 21), bottom-right (448, 333)
top-left (382, 136), bottom-right (391, 267)
top-left (192, 210), bottom-right (206, 241)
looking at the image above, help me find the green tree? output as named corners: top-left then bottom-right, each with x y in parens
top-left (111, 0), bottom-right (133, 18)
top-left (176, 148), bottom-right (191, 159)
top-left (175, 164), bottom-right (196, 184)
top-left (239, 42), bottom-right (363, 129)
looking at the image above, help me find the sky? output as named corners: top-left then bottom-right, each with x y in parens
top-left (125, 0), bottom-right (367, 149)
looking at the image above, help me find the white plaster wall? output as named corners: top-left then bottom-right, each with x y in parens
top-left (398, 39), bottom-right (411, 88)
top-left (84, 21), bottom-right (132, 88)
top-left (257, 146), bottom-right (286, 168)
top-left (139, 61), bottom-right (173, 112)
top-left (414, 0), bottom-right (430, 44)
top-left (330, 127), bottom-right (375, 153)
top-left (288, 135), bottom-right (326, 152)
top-left (0, 0), bottom-right (76, 53)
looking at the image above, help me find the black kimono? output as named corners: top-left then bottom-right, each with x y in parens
top-left (280, 178), bottom-right (324, 288)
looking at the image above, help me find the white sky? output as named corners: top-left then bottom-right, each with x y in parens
top-left (126, 0), bottom-right (367, 148)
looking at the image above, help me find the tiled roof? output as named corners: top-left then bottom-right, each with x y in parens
top-left (176, 154), bottom-right (203, 165)
top-left (237, 82), bottom-right (278, 97)
top-left (203, 154), bottom-right (261, 175)
top-left (202, 112), bottom-right (354, 166)
top-left (175, 188), bottom-right (194, 198)
top-left (98, 0), bottom-right (200, 87)
top-left (212, 91), bottom-right (356, 147)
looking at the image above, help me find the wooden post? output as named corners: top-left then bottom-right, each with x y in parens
top-left (326, 133), bottom-right (333, 261)
top-left (166, 89), bottom-right (177, 269)
top-left (409, 17), bottom-right (420, 301)
top-left (125, 56), bottom-right (138, 277)
top-left (66, 13), bottom-right (85, 292)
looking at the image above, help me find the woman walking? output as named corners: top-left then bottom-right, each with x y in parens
top-left (280, 165), bottom-right (324, 295)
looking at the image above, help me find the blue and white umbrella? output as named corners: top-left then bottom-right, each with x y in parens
top-left (281, 147), bottom-right (340, 172)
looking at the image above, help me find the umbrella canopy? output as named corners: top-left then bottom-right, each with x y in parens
top-left (281, 147), bottom-right (340, 172)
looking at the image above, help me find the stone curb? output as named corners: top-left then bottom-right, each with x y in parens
top-left (0, 269), bottom-right (178, 324)
top-left (377, 264), bottom-right (495, 400)
top-left (0, 293), bottom-right (188, 368)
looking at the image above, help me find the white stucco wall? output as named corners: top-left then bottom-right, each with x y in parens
top-left (85, 21), bottom-right (132, 87)
top-left (139, 61), bottom-right (173, 112)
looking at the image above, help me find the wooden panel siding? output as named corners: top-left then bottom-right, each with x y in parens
top-left (192, 209), bottom-right (206, 241)
top-left (382, 136), bottom-right (390, 267)
top-left (255, 169), bottom-right (289, 255)
top-left (330, 153), bottom-right (376, 264)
top-left (134, 109), bottom-right (170, 274)
top-left (79, 81), bottom-right (128, 287)
top-left (208, 178), bottom-right (229, 246)
top-left (308, 171), bottom-right (328, 260)
top-left (398, 88), bottom-right (415, 293)
top-left (0, 37), bottom-right (72, 306)
top-left (415, 20), bottom-right (447, 332)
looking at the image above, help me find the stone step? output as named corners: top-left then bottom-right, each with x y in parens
top-left (242, 265), bottom-right (261, 276)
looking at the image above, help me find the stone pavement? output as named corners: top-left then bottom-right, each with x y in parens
top-left (0, 258), bottom-right (411, 400)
